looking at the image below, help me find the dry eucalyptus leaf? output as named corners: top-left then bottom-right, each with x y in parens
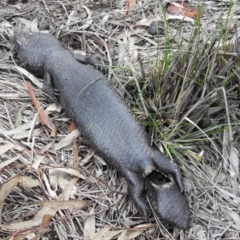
top-left (14, 66), bottom-right (43, 88)
top-left (228, 146), bottom-right (239, 178)
top-left (94, 226), bottom-right (123, 240)
top-left (59, 175), bottom-right (78, 200)
top-left (13, 127), bottom-right (42, 140)
top-left (3, 121), bottom-right (35, 136)
top-left (19, 175), bottom-right (40, 188)
top-left (0, 175), bottom-right (40, 217)
top-left (53, 129), bottom-right (80, 151)
top-left (123, 0), bottom-right (136, 16)
top-left (43, 166), bottom-right (85, 179)
top-left (222, 127), bottom-right (229, 171)
top-left (84, 207), bottom-right (96, 240)
top-left (38, 139), bottom-right (55, 154)
top-left (0, 143), bottom-right (15, 155)
top-left (226, 210), bottom-right (240, 230)
top-left (166, 14), bottom-right (195, 24)
top-left (32, 155), bottom-right (45, 171)
top-left (45, 103), bottom-right (61, 114)
top-left (30, 17), bottom-right (39, 32)
top-left (8, 231), bottom-right (36, 240)
top-left (0, 154), bottom-right (21, 170)
top-left (122, 224), bottom-right (152, 240)
top-left (193, 224), bottom-right (207, 240)
top-left (79, 6), bottom-right (93, 30)
top-left (94, 154), bottom-right (106, 166)
top-left (15, 17), bottom-right (34, 29)
top-left (48, 169), bottom-right (58, 191)
top-left (117, 34), bottom-right (128, 66)
top-left (31, 199), bottom-right (86, 208)
top-left (129, 37), bottom-right (138, 63)
top-left (186, 149), bottom-right (204, 161)
top-left (0, 200), bottom-right (86, 230)
top-left (134, 18), bottom-right (162, 27)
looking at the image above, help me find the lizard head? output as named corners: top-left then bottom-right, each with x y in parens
top-left (13, 32), bottom-right (48, 76)
top-left (145, 171), bottom-right (190, 230)
top-left (14, 32), bottom-right (32, 47)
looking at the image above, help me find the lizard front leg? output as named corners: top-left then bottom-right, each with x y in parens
top-left (42, 71), bottom-right (59, 103)
top-left (73, 53), bottom-right (108, 74)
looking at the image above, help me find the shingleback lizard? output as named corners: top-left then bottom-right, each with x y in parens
top-left (14, 32), bottom-right (190, 229)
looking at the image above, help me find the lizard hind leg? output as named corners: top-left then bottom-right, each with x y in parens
top-left (153, 150), bottom-right (187, 194)
top-left (42, 71), bottom-right (59, 103)
top-left (124, 170), bottom-right (151, 221)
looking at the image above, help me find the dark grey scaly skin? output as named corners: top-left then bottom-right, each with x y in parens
top-left (146, 171), bottom-right (190, 230)
top-left (14, 32), bottom-right (189, 229)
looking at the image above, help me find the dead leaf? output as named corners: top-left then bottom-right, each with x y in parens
top-left (167, 2), bottom-right (202, 20)
top-left (38, 139), bottom-right (55, 154)
top-left (53, 129), bottom-right (80, 150)
top-left (228, 146), bottom-right (239, 178)
top-left (14, 66), bottom-right (43, 88)
top-left (68, 121), bottom-right (77, 133)
top-left (43, 166), bottom-right (85, 179)
top-left (0, 143), bottom-right (15, 155)
top-left (0, 200), bottom-right (86, 230)
top-left (93, 37), bottom-right (107, 48)
top-left (32, 155), bottom-right (45, 171)
top-left (94, 226), bottom-right (123, 240)
top-left (72, 137), bottom-right (79, 169)
top-left (129, 37), bottom-right (138, 63)
top-left (94, 154), bottom-right (106, 166)
top-left (15, 107), bottom-right (23, 127)
top-left (43, 172), bottom-right (57, 198)
top-left (222, 128), bottom-right (229, 171)
top-left (94, 226), bottom-right (111, 239)
top-left (3, 120), bottom-right (36, 136)
top-left (37, 214), bottom-right (52, 237)
top-left (118, 224), bottom-right (151, 240)
top-left (55, 172), bottom-right (78, 200)
top-left (9, 231), bottom-right (36, 240)
top-left (30, 17), bottom-right (39, 32)
top-left (84, 208), bottom-right (96, 240)
top-left (61, 177), bottom-right (78, 200)
top-left (0, 176), bottom-right (40, 218)
top-left (26, 82), bottom-right (56, 137)
top-left (0, 154), bottom-right (21, 170)
top-left (134, 18), bottom-right (161, 27)
top-left (48, 169), bottom-right (58, 191)
top-left (186, 150), bottom-right (204, 161)
top-left (19, 176), bottom-right (40, 188)
top-left (15, 17), bottom-right (32, 29)
top-left (226, 210), bottom-right (240, 230)
top-left (118, 38), bottom-right (128, 66)
top-left (31, 199), bottom-right (86, 209)
top-left (45, 103), bottom-right (61, 114)
top-left (13, 127), bottom-right (42, 140)
top-left (79, 6), bottom-right (93, 30)
top-left (123, 0), bottom-right (136, 17)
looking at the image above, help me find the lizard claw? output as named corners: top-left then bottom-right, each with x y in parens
top-left (43, 86), bottom-right (59, 103)
top-left (95, 64), bottom-right (108, 74)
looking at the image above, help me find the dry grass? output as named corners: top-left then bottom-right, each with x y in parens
top-left (0, 0), bottom-right (240, 239)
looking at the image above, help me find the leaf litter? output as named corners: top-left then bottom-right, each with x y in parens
top-left (0, 0), bottom-right (240, 239)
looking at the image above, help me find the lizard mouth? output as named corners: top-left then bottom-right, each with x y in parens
top-left (147, 170), bottom-right (171, 187)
